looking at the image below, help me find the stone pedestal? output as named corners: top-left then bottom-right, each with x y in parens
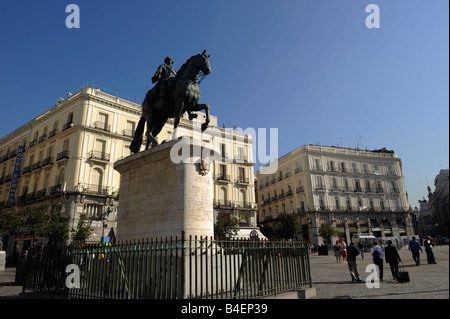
top-left (114, 138), bottom-right (214, 241)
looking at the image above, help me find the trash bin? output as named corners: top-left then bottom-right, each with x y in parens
top-left (318, 245), bottom-right (328, 255)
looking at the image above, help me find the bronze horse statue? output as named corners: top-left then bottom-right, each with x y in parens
top-left (130, 51), bottom-right (211, 153)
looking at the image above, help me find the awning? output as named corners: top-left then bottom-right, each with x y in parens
top-left (231, 228), bottom-right (267, 240)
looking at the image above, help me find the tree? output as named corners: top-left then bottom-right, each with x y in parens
top-left (278, 213), bottom-right (300, 238)
top-left (318, 222), bottom-right (340, 245)
top-left (71, 213), bottom-right (93, 244)
top-left (0, 206), bottom-right (69, 248)
top-left (214, 215), bottom-right (239, 239)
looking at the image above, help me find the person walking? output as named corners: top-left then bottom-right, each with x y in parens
top-left (370, 241), bottom-right (384, 281)
top-left (334, 241), bottom-right (341, 263)
top-left (385, 240), bottom-right (402, 280)
top-left (408, 236), bottom-right (423, 266)
top-left (424, 236), bottom-right (437, 264)
top-left (346, 242), bottom-right (362, 282)
top-left (340, 240), bottom-right (347, 263)
top-left (358, 239), bottom-right (365, 260)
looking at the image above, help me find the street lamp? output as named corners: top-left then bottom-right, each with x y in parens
top-left (101, 206), bottom-right (113, 242)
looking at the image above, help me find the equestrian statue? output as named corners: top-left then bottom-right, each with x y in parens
top-left (130, 50), bottom-right (212, 153)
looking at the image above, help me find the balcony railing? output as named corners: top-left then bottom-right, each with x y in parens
top-left (42, 156), bottom-right (54, 167)
top-left (88, 150), bottom-right (110, 162)
top-left (62, 121), bottom-right (73, 131)
top-left (31, 161), bottom-right (42, 171)
top-left (214, 200), bottom-right (232, 208)
top-left (93, 121), bottom-right (111, 132)
top-left (236, 177), bottom-right (249, 184)
top-left (56, 150), bottom-right (69, 161)
top-left (216, 174), bottom-right (231, 182)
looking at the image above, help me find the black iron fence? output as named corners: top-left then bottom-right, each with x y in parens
top-left (22, 235), bottom-right (311, 299)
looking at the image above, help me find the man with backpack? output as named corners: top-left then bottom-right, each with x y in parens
top-left (370, 241), bottom-right (384, 281)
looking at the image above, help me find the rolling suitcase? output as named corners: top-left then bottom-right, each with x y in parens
top-left (397, 262), bottom-right (410, 283)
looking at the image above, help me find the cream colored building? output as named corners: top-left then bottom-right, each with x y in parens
top-left (0, 86), bottom-right (258, 253)
top-left (256, 144), bottom-right (416, 245)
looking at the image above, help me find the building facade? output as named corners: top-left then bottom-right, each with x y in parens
top-left (427, 169), bottom-right (449, 237)
top-left (256, 144), bottom-right (416, 245)
top-left (0, 86), bottom-right (258, 256)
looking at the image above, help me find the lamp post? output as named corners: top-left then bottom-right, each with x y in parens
top-left (101, 206), bottom-right (113, 242)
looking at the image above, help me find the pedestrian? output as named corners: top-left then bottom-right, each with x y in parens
top-left (311, 243), bottom-right (315, 254)
top-left (370, 241), bottom-right (384, 281)
top-left (424, 236), bottom-right (437, 264)
top-left (358, 239), bottom-right (365, 260)
top-left (385, 240), bottom-right (402, 280)
top-left (334, 241), bottom-right (341, 263)
top-left (347, 242), bottom-right (362, 282)
top-left (408, 236), bottom-right (423, 266)
top-left (340, 240), bottom-right (347, 263)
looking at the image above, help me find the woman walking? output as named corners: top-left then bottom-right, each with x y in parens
top-left (334, 241), bottom-right (341, 263)
top-left (424, 236), bottom-right (437, 264)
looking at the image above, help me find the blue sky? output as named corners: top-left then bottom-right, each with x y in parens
top-left (0, 0), bottom-right (448, 208)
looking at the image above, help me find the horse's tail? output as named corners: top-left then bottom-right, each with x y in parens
top-left (129, 116), bottom-right (145, 154)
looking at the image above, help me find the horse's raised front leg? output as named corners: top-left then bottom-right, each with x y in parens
top-left (198, 104), bottom-right (210, 131)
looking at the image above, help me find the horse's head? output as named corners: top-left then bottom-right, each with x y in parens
top-left (177, 51), bottom-right (211, 81)
top-left (198, 50), bottom-right (211, 75)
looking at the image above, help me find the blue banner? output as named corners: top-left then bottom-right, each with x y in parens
top-left (8, 145), bottom-right (25, 203)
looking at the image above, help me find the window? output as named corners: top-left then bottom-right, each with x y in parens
top-left (380, 199), bottom-right (385, 211)
top-left (237, 147), bottom-right (245, 162)
top-left (332, 177), bottom-right (338, 190)
top-left (95, 139), bottom-right (106, 153)
top-left (219, 187), bottom-right (227, 203)
top-left (344, 178), bottom-right (349, 191)
top-left (238, 189), bottom-right (246, 204)
top-left (357, 198), bottom-right (363, 209)
top-left (346, 197), bottom-right (352, 210)
top-left (365, 180), bottom-right (371, 192)
top-left (314, 159), bottom-right (321, 170)
top-left (220, 143), bottom-right (226, 159)
top-left (354, 179), bottom-right (361, 191)
top-left (86, 203), bottom-right (102, 218)
top-left (67, 112), bottom-right (74, 124)
top-left (90, 168), bottom-right (103, 192)
top-left (335, 196), bottom-right (340, 210)
top-left (98, 113), bottom-right (108, 128)
top-left (318, 196), bottom-right (325, 210)
top-left (316, 176), bottom-right (323, 189)
top-left (238, 167), bottom-right (245, 183)
top-left (329, 161), bottom-right (336, 171)
top-left (220, 164), bottom-right (226, 178)
top-left (362, 164), bottom-right (368, 174)
top-left (125, 121), bottom-right (135, 137)
top-left (300, 201), bottom-right (305, 211)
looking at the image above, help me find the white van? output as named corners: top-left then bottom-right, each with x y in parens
top-left (351, 233), bottom-right (376, 252)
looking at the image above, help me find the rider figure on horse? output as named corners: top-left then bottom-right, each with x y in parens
top-left (148, 56), bottom-right (177, 105)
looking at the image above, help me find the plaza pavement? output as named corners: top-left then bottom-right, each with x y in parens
top-left (309, 245), bottom-right (449, 299)
top-left (0, 245), bottom-right (448, 300)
